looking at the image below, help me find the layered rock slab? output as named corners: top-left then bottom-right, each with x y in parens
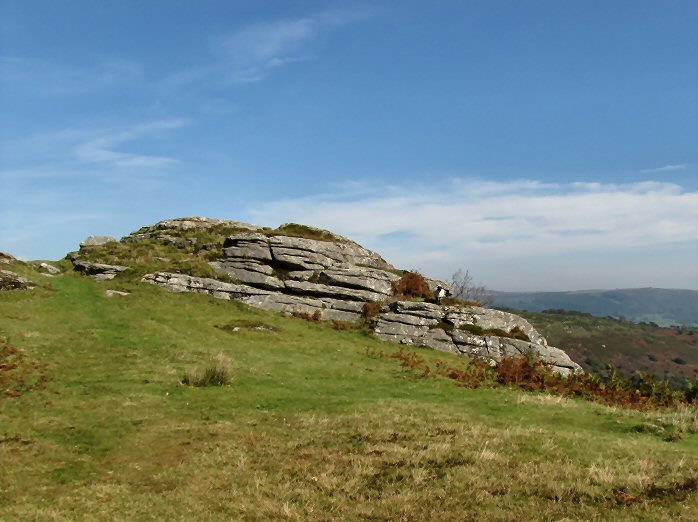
top-left (372, 301), bottom-right (581, 375)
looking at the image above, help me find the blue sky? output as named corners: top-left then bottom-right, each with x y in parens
top-left (1, 0), bottom-right (696, 291)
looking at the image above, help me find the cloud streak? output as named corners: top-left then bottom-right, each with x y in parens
top-left (0, 56), bottom-right (142, 95)
top-left (163, 9), bottom-right (376, 87)
top-left (73, 119), bottom-right (186, 168)
top-left (641, 164), bottom-right (689, 173)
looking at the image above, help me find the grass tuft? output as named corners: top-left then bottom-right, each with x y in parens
top-left (182, 352), bottom-right (233, 387)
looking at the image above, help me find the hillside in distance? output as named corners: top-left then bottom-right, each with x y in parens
top-left (490, 288), bottom-right (698, 326)
top-left (518, 309), bottom-right (698, 389)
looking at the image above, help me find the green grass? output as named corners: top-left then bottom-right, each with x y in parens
top-left (1, 265), bottom-right (697, 520)
top-left (269, 223), bottom-right (345, 242)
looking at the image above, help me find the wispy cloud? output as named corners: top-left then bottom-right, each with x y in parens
top-left (0, 56), bottom-right (142, 95)
top-left (641, 163), bottom-right (689, 173)
top-left (246, 179), bottom-right (698, 278)
top-left (163, 9), bottom-right (376, 87)
top-left (74, 119), bottom-right (186, 168)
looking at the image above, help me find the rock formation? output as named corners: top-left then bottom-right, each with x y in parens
top-left (0, 270), bottom-right (35, 290)
top-left (72, 260), bottom-right (129, 281)
top-left (80, 235), bottom-right (117, 248)
top-left (0, 252), bottom-right (17, 264)
top-left (70, 216), bottom-right (582, 374)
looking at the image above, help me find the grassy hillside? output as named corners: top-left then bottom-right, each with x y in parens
top-left (1, 263), bottom-right (698, 520)
top-left (517, 309), bottom-right (698, 390)
top-left (491, 288), bottom-right (698, 326)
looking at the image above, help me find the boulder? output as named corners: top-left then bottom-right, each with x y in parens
top-left (209, 259), bottom-right (285, 290)
top-left (370, 300), bottom-right (582, 375)
top-left (317, 267), bottom-right (399, 296)
top-left (73, 260), bottom-right (129, 281)
top-left (0, 270), bottom-right (34, 290)
top-left (80, 235), bottom-right (117, 248)
top-left (0, 252), bottom-right (16, 264)
top-left (269, 235), bottom-right (392, 271)
top-left (124, 216), bottom-right (263, 243)
top-left (222, 233), bottom-right (273, 261)
top-left (38, 262), bottom-right (61, 275)
top-left (283, 280), bottom-right (386, 302)
top-left (105, 290), bottom-right (129, 297)
top-left (141, 272), bottom-right (273, 300)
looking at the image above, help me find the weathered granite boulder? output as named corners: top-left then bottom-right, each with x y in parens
top-left (124, 216), bottom-right (263, 243)
top-left (38, 262), bottom-right (61, 275)
top-left (0, 252), bottom-right (16, 264)
top-left (208, 231), bottom-right (400, 303)
top-left (73, 260), bottom-right (129, 281)
top-left (80, 235), bottom-right (117, 248)
top-left (105, 290), bottom-right (129, 297)
top-left (141, 272), bottom-right (273, 300)
top-left (371, 301), bottom-right (581, 375)
top-left (0, 270), bottom-right (34, 290)
top-left (209, 259), bottom-right (285, 290)
top-left (317, 267), bottom-right (399, 295)
top-left (268, 235), bottom-right (391, 271)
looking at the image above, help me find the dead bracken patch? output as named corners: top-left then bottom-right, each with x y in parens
top-left (0, 340), bottom-right (49, 398)
top-left (366, 348), bottom-right (698, 410)
top-left (391, 271), bottom-right (432, 300)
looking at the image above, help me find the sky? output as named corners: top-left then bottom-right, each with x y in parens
top-left (1, 0), bottom-right (697, 291)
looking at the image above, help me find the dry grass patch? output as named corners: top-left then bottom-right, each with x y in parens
top-left (181, 352), bottom-right (233, 387)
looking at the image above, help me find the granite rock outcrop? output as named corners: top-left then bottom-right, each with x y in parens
top-left (70, 216), bottom-right (582, 374)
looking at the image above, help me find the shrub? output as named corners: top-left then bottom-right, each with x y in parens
top-left (291, 309), bottom-right (322, 322)
top-left (362, 301), bottom-right (382, 319)
top-left (182, 352), bottom-right (232, 387)
top-left (330, 320), bottom-right (354, 331)
top-left (368, 349), bottom-right (698, 409)
top-left (392, 271), bottom-right (432, 300)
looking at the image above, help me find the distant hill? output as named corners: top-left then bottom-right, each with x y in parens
top-left (490, 288), bottom-right (698, 326)
top-left (517, 309), bottom-right (698, 389)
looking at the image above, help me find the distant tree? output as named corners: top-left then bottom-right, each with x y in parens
top-left (450, 269), bottom-right (493, 307)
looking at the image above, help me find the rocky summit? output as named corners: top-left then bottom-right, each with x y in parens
top-left (69, 216), bottom-right (582, 375)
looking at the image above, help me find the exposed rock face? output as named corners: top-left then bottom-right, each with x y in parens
top-left (68, 216), bottom-right (583, 374)
top-left (371, 301), bottom-right (581, 375)
top-left (124, 216), bottom-right (263, 243)
top-left (141, 272), bottom-right (273, 300)
top-left (0, 270), bottom-right (34, 290)
top-left (80, 236), bottom-right (117, 247)
top-left (73, 260), bottom-right (129, 281)
top-left (208, 232), bottom-right (400, 305)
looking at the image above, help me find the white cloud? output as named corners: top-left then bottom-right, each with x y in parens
top-left (0, 57), bottom-right (142, 95)
top-left (163, 9), bottom-right (376, 87)
top-left (641, 164), bottom-right (689, 173)
top-left (73, 119), bottom-right (186, 168)
top-left (246, 178), bottom-right (698, 288)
